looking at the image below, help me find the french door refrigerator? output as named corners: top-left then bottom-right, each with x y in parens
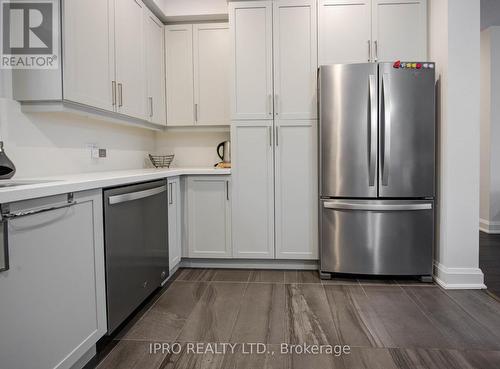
top-left (319, 62), bottom-right (435, 278)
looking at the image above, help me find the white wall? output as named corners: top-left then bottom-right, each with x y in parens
top-left (0, 71), bottom-right (156, 178)
top-left (480, 29), bottom-right (492, 226)
top-left (155, 130), bottom-right (229, 167)
top-left (480, 27), bottom-right (500, 233)
top-left (429, 0), bottom-right (484, 288)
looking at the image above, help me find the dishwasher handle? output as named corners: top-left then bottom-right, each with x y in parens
top-left (108, 186), bottom-right (166, 205)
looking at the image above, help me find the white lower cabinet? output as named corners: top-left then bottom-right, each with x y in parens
top-left (231, 121), bottom-right (275, 259)
top-left (231, 120), bottom-right (318, 260)
top-left (168, 176), bottom-right (182, 271)
top-left (275, 120), bottom-right (318, 259)
top-left (0, 190), bottom-right (106, 369)
top-left (186, 176), bottom-right (232, 258)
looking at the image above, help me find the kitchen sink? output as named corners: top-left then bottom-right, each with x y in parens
top-left (0, 180), bottom-right (61, 188)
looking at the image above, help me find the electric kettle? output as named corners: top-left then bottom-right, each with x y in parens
top-left (217, 141), bottom-right (231, 163)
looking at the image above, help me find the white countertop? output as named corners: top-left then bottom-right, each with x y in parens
top-left (0, 167), bottom-right (231, 203)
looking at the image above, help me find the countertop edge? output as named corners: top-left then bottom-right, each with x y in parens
top-left (0, 168), bottom-right (231, 204)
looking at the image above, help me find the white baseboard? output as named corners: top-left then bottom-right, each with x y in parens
top-left (479, 218), bottom-right (500, 234)
top-left (180, 258), bottom-right (319, 270)
top-left (433, 262), bottom-right (486, 289)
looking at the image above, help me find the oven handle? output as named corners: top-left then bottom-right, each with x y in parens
top-left (2, 193), bottom-right (76, 219)
top-left (108, 186), bottom-right (166, 205)
top-left (323, 201), bottom-right (432, 211)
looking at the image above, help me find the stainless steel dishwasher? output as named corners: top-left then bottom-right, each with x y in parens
top-left (103, 180), bottom-right (168, 334)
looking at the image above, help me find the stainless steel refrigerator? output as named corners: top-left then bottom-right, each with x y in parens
top-left (319, 62), bottom-right (435, 279)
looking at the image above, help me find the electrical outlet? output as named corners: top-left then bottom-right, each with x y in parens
top-left (85, 143), bottom-right (99, 159)
top-left (98, 149), bottom-right (107, 158)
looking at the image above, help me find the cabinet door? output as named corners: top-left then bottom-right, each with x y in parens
top-left (229, 1), bottom-right (273, 120)
top-left (193, 23), bottom-right (230, 126)
top-left (231, 121), bottom-right (275, 258)
top-left (318, 0), bottom-right (372, 64)
top-left (372, 0), bottom-right (427, 62)
top-left (115, 0), bottom-right (147, 119)
top-left (165, 24), bottom-right (195, 126)
top-left (168, 177), bottom-right (182, 270)
top-left (273, 0), bottom-right (317, 119)
top-left (145, 10), bottom-right (166, 125)
top-left (63, 0), bottom-right (115, 111)
top-left (275, 120), bottom-right (318, 259)
top-left (187, 176), bottom-right (231, 258)
top-left (0, 192), bottom-right (106, 369)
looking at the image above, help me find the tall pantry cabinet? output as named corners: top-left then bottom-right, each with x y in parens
top-left (229, 0), bottom-right (318, 260)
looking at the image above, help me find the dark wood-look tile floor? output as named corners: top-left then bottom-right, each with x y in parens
top-left (480, 231), bottom-right (500, 298)
top-left (88, 268), bottom-right (500, 369)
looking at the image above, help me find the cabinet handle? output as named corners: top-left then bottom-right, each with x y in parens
top-left (169, 182), bottom-right (173, 204)
top-left (275, 94), bottom-right (279, 116)
top-left (118, 83), bottom-right (123, 107)
top-left (226, 181), bottom-right (229, 201)
top-left (269, 126), bottom-right (272, 147)
top-left (267, 94), bottom-right (272, 116)
top-left (0, 220), bottom-right (9, 273)
top-left (194, 104), bottom-right (198, 123)
top-left (112, 81), bottom-right (117, 106)
top-left (149, 97), bottom-right (153, 118)
top-left (374, 40), bottom-right (378, 62)
top-left (275, 126), bottom-right (279, 146)
top-left (367, 40), bottom-right (371, 62)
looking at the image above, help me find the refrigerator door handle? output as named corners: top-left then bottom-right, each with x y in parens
top-left (323, 201), bottom-right (432, 211)
top-left (381, 73), bottom-right (392, 186)
top-left (369, 75), bottom-right (377, 186)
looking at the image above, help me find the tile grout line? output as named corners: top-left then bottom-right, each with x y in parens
top-left (172, 279), bottom-right (213, 344)
top-left (225, 277), bottom-right (251, 346)
top-left (441, 288), bottom-right (500, 342)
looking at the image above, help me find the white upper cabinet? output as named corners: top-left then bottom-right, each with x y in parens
top-left (273, 0), bottom-right (317, 119)
top-left (193, 23), bottom-right (231, 126)
top-left (115, 0), bottom-right (147, 120)
top-left (318, 0), bottom-right (372, 64)
top-left (144, 10), bottom-right (166, 126)
top-left (165, 23), bottom-right (230, 126)
top-left (231, 121), bottom-right (275, 259)
top-left (319, 0), bottom-right (427, 64)
top-left (372, 0), bottom-right (427, 61)
top-left (63, 0), bottom-right (115, 112)
top-left (165, 24), bottom-right (195, 126)
top-left (229, 1), bottom-right (274, 120)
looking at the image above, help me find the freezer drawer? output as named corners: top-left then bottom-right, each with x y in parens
top-left (320, 199), bottom-right (433, 276)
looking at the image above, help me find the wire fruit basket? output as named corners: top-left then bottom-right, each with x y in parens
top-left (149, 154), bottom-right (175, 168)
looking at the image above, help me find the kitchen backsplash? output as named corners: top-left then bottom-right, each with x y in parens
top-left (155, 129), bottom-right (230, 168)
top-left (0, 70), bottom-right (229, 177)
